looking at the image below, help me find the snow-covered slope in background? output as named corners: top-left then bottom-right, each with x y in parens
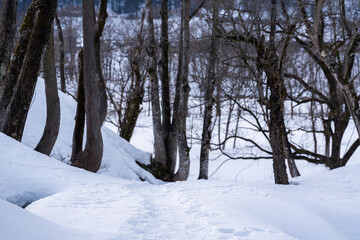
top-left (22, 79), bottom-right (156, 183)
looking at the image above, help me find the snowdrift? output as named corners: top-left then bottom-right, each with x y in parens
top-left (22, 79), bottom-right (156, 182)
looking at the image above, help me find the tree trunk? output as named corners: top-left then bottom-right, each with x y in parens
top-left (173, 0), bottom-right (191, 181)
top-left (120, 61), bottom-right (145, 141)
top-left (34, 27), bottom-right (60, 156)
top-left (71, 0), bottom-right (103, 173)
top-left (94, 0), bottom-right (108, 124)
top-left (2, 0), bottom-right (58, 141)
top-left (145, 0), bottom-right (169, 179)
top-left (160, 0), bottom-right (173, 172)
top-left (199, 0), bottom-right (219, 180)
top-left (267, 0), bottom-right (289, 184)
top-left (0, 0), bottom-right (37, 130)
top-left (70, 49), bottom-right (85, 162)
top-left (0, 0), bottom-right (17, 81)
top-left (281, 122), bottom-right (301, 178)
top-left (55, 13), bottom-right (66, 93)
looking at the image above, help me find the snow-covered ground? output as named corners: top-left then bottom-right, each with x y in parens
top-left (1, 80), bottom-right (360, 239)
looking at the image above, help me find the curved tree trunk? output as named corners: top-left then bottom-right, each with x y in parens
top-left (0, 0), bottom-right (17, 81)
top-left (2, 0), bottom-right (58, 141)
top-left (34, 27), bottom-right (60, 156)
top-left (71, 0), bottom-right (103, 173)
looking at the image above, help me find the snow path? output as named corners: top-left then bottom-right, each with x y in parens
top-left (27, 165), bottom-right (360, 240)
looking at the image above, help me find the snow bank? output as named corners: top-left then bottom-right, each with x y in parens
top-left (22, 79), bottom-right (156, 183)
top-left (0, 199), bottom-right (97, 240)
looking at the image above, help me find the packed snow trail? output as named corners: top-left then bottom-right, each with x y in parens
top-left (27, 166), bottom-right (360, 240)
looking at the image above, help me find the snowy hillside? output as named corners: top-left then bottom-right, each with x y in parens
top-left (0, 80), bottom-right (359, 239)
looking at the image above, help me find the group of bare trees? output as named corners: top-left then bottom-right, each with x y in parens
top-left (0, 0), bottom-right (359, 185)
top-left (0, 0), bottom-right (106, 173)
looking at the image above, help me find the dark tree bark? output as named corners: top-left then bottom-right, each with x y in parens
top-left (94, 0), bottom-right (108, 124)
top-left (71, 0), bottom-right (103, 173)
top-left (34, 27), bottom-right (60, 156)
top-left (199, 0), bottom-right (219, 180)
top-left (0, 0), bottom-right (37, 130)
top-left (1, 0), bottom-right (58, 141)
top-left (145, 0), bottom-right (170, 179)
top-left (120, 60), bottom-right (145, 141)
top-left (70, 49), bottom-right (85, 163)
top-left (0, 0), bottom-right (17, 81)
top-left (55, 13), bottom-right (66, 93)
top-left (159, 0), bottom-right (173, 172)
top-left (266, 0), bottom-right (289, 184)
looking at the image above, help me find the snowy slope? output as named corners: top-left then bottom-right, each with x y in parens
top-left (1, 79), bottom-right (360, 239)
top-left (22, 79), bottom-right (157, 183)
top-left (0, 199), bottom-right (98, 240)
top-left (26, 164), bottom-right (360, 240)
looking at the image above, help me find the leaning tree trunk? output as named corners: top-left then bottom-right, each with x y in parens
top-left (71, 0), bottom-right (103, 173)
top-left (0, 0), bottom-right (37, 130)
top-left (173, 0), bottom-right (191, 181)
top-left (0, 0), bottom-right (17, 81)
top-left (120, 62), bottom-right (145, 141)
top-left (55, 13), bottom-right (66, 93)
top-left (34, 27), bottom-right (60, 156)
top-left (2, 0), bottom-right (58, 141)
top-left (199, 0), bottom-right (219, 180)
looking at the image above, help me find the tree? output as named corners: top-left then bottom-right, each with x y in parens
top-left (34, 26), bottom-right (61, 156)
top-left (0, 0), bottom-right (58, 141)
top-left (284, 0), bottom-right (360, 169)
top-left (198, 0), bottom-right (219, 180)
top-left (55, 13), bottom-right (66, 93)
top-left (70, 0), bottom-right (105, 172)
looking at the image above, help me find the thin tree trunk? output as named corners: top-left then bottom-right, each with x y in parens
top-left (71, 0), bottom-right (103, 173)
top-left (2, 0), bottom-right (58, 141)
top-left (173, 0), bottom-right (190, 181)
top-left (0, 0), bottom-right (17, 81)
top-left (281, 122), bottom-right (301, 178)
top-left (267, 0), bottom-right (289, 184)
top-left (34, 27), bottom-right (60, 156)
top-left (145, 0), bottom-right (169, 178)
top-left (199, 0), bottom-right (219, 180)
top-left (94, 0), bottom-right (108, 124)
top-left (55, 13), bottom-right (66, 93)
top-left (70, 49), bottom-right (85, 162)
top-left (120, 62), bottom-right (145, 141)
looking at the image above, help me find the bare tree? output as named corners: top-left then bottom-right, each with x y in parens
top-left (71, 0), bottom-right (103, 172)
top-left (199, 0), bottom-right (219, 180)
top-left (34, 27), bottom-right (61, 156)
top-left (1, 0), bottom-right (58, 141)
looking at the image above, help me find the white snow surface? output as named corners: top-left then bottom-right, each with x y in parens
top-left (0, 79), bottom-right (360, 239)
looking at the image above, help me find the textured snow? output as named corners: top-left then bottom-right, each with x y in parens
top-left (0, 79), bottom-right (360, 239)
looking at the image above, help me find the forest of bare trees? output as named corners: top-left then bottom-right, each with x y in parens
top-left (0, 0), bottom-right (359, 184)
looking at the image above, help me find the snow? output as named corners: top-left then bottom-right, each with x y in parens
top-left (0, 79), bottom-right (360, 239)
